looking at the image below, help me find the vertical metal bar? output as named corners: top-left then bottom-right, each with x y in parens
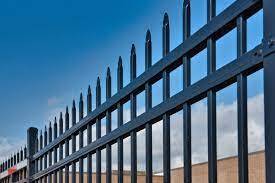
top-left (263, 0), bottom-right (275, 181)
top-left (39, 131), bottom-right (43, 172)
top-left (54, 118), bottom-right (58, 165)
top-left (72, 162), bottom-right (76, 183)
top-left (21, 148), bottom-right (23, 161)
top-left (11, 155), bottom-right (13, 167)
top-left (24, 145), bottom-right (27, 159)
top-left (207, 89), bottom-right (216, 183)
top-left (162, 12), bottom-right (171, 183)
top-left (27, 127), bottom-right (38, 183)
top-left (237, 15), bottom-right (248, 183)
top-left (87, 86), bottom-right (92, 114)
top-left (64, 166), bottom-right (69, 183)
top-left (106, 68), bottom-right (112, 183)
top-left (79, 93), bottom-right (84, 183)
top-left (44, 176), bottom-right (47, 183)
top-left (72, 100), bottom-right (77, 126)
top-left (65, 107), bottom-right (69, 183)
top-left (17, 151), bottom-right (19, 164)
top-left (53, 118), bottom-right (58, 183)
top-left (36, 149), bottom-right (40, 174)
top-left (54, 169), bottom-right (58, 183)
top-left (65, 106), bottom-right (70, 131)
top-left (130, 44), bottom-right (137, 183)
top-left (96, 78), bottom-right (101, 183)
top-left (79, 131), bottom-right (84, 183)
top-left (87, 86), bottom-right (92, 183)
top-left (207, 1), bottom-right (217, 183)
top-left (117, 57), bottom-right (124, 183)
top-left (44, 127), bottom-right (48, 170)
top-left (48, 122), bottom-right (53, 173)
top-left (72, 101), bottom-right (76, 183)
top-left (87, 153), bottom-right (92, 183)
top-left (79, 93), bottom-right (84, 120)
top-left (48, 173), bottom-right (52, 183)
top-left (183, 89), bottom-right (191, 183)
top-left (183, 1), bottom-right (191, 183)
top-left (145, 30), bottom-right (152, 183)
top-left (117, 107), bottom-right (123, 183)
top-left (59, 113), bottom-right (64, 183)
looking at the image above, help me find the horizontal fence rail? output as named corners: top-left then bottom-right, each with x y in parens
top-left (1, 0), bottom-right (275, 182)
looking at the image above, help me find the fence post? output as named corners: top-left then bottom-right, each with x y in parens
top-left (27, 127), bottom-right (38, 183)
top-left (263, 0), bottom-right (275, 182)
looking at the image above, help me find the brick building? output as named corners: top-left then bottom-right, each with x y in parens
top-left (0, 151), bottom-right (265, 183)
top-left (57, 151), bottom-right (265, 183)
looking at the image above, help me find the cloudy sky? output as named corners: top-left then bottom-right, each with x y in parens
top-left (0, 0), bottom-right (264, 174)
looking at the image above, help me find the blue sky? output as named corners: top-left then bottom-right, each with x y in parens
top-left (0, 0), bottom-right (265, 166)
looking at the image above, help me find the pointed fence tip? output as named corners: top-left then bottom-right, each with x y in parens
top-left (54, 117), bottom-right (57, 123)
top-left (118, 57), bottom-right (123, 67)
top-left (183, 0), bottom-right (190, 7)
top-left (131, 44), bottom-right (136, 55)
top-left (88, 85), bottom-right (91, 94)
top-left (80, 92), bottom-right (83, 100)
top-left (107, 67), bottom-right (111, 76)
top-left (73, 100), bottom-right (76, 107)
top-left (163, 12), bottom-right (169, 26)
top-left (66, 106), bottom-right (69, 113)
top-left (97, 77), bottom-right (101, 86)
top-left (146, 29), bottom-right (151, 41)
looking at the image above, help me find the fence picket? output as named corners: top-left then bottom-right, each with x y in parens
top-left (183, 1), bottom-right (191, 183)
top-left (79, 93), bottom-right (84, 183)
top-left (106, 67), bottom-right (112, 183)
top-left (162, 12), bottom-right (171, 183)
top-left (72, 100), bottom-right (77, 183)
top-left (207, 0), bottom-right (217, 183)
top-left (130, 44), bottom-right (137, 183)
top-left (87, 86), bottom-right (93, 183)
top-left (96, 77), bottom-right (101, 183)
top-left (117, 58), bottom-right (124, 183)
top-left (145, 29), bottom-right (152, 183)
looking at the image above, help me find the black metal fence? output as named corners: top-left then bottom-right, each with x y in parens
top-left (1, 0), bottom-right (275, 182)
top-left (0, 147), bottom-right (27, 183)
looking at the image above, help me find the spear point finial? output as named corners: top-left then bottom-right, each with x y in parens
top-left (131, 44), bottom-right (136, 55)
top-left (163, 12), bottom-right (169, 26)
top-left (146, 29), bottom-right (151, 42)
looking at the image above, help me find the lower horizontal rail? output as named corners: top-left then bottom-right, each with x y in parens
top-left (31, 45), bottom-right (263, 180)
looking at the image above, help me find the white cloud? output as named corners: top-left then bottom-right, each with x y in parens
top-left (0, 137), bottom-right (25, 162)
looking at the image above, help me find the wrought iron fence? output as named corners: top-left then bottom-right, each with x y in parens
top-left (0, 147), bottom-right (27, 183)
top-left (1, 0), bottom-right (275, 182)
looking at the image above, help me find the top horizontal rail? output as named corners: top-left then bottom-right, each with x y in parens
top-left (32, 0), bottom-right (262, 160)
